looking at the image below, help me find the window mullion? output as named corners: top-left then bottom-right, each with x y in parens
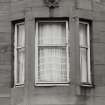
top-left (66, 20), bottom-right (70, 82)
top-left (14, 24), bottom-right (18, 85)
top-left (35, 21), bottom-right (39, 84)
top-left (87, 23), bottom-right (91, 84)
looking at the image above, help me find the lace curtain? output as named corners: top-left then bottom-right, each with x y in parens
top-left (38, 22), bottom-right (68, 83)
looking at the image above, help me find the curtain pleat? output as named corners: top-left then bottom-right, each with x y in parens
top-left (39, 48), bottom-right (67, 82)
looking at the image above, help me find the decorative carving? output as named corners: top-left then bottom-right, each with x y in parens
top-left (44, 0), bottom-right (61, 8)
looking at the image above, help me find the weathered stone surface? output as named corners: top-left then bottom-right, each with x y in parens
top-left (0, 0), bottom-right (105, 105)
top-left (76, 0), bottom-right (92, 10)
top-left (94, 64), bottom-right (105, 86)
top-left (93, 43), bottom-right (105, 64)
top-left (0, 97), bottom-right (11, 105)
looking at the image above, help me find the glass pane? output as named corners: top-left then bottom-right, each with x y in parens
top-left (80, 48), bottom-right (88, 83)
top-left (39, 22), bottom-right (66, 45)
top-left (79, 23), bottom-right (87, 47)
top-left (38, 47), bottom-right (67, 83)
top-left (17, 24), bottom-right (25, 47)
top-left (17, 48), bottom-right (25, 84)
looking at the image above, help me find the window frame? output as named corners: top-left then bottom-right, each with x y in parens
top-left (14, 21), bottom-right (25, 87)
top-left (35, 19), bottom-right (70, 86)
top-left (79, 20), bottom-right (92, 86)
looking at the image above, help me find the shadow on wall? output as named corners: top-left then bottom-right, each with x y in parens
top-left (75, 87), bottom-right (94, 105)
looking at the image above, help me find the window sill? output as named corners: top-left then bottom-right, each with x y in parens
top-left (80, 83), bottom-right (93, 88)
top-left (14, 84), bottom-right (24, 88)
top-left (34, 83), bottom-right (70, 87)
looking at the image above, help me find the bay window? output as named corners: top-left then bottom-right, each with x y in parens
top-left (13, 18), bottom-right (92, 87)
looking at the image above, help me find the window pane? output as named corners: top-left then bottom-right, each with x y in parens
top-left (79, 22), bottom-right (91, 84)
top-left (17, 49), bottom-right (25, 84)
top-left (79, 23), bottom-right (87, 47)
top-left (38, 47), bottom-right (67, 83)
top-left (39, 22), bottom-right (66, 45)
top-left (80, 48), bottom-right (88, 83)
top-left (17, 24), bottom-right (25, 47)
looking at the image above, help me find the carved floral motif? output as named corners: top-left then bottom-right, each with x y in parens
top-left (44, 0), bottom-right (61, 8)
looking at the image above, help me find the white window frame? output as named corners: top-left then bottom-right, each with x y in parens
top-left (79, 21), bottom-right (91, 85)
top-left (35, 20), bottom-right (70, 86)
top-left (14, 22), bottom-right (25, 86)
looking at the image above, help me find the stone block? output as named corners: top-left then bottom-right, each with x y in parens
top-left (0, 32), bottom-right (11, 43)
top-left (93, 31), bottom-right (105, 43)
top-left (11, 0), bottom-right (25, 13)
top-left (93, 21), bottom-right (105, 33)
top-left (76, 0), bottom-right (92, 10)
top-left (32, 7), bottom-right (49, 17)
top-left (11, 87), bottom-right (24, 105)
top-left (93, 43), bottom-right (105, 64)
top-left (93, 11), bottom-right (105, 21)
top-left (0, 97), bottom-right (10, 105)
top-left (94, 86), bottom-right (105, 96)
top-left (94, 65), bottom-right (105, 86)
top-left (0, 44), bottom-right (11, 65)
top-left (93, 97), bottom-right (105, 105)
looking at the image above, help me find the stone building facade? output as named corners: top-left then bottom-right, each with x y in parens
top-left (0, 0), bottom-right (105, 105)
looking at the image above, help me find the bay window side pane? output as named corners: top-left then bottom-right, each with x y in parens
top-left (79, 21), bottom-right (91, 84)
top-left (14, 22), bottom-right (25, 86)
